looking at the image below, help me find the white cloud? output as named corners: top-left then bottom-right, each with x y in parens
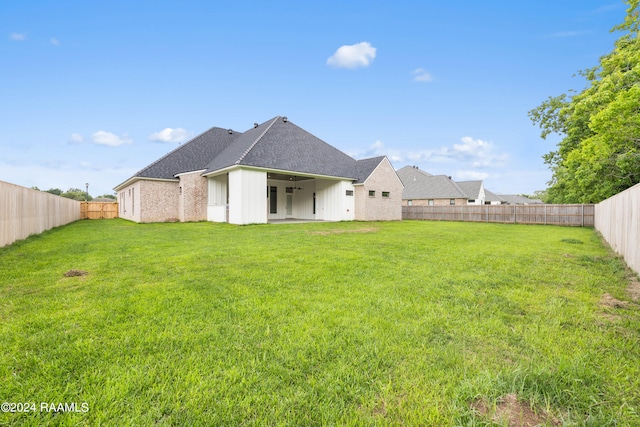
top-left (50, 38), bottom-right (60, 45)
top-left (455, 170), bottom-right (489, 181)
top-left (412, 68), bottom-right (433, 82)
top-left (91, 131), bottom-right (132, 147)
top-left (446, 136), bottom-right (508, 168)
top-left (327, 42), bottom-right (376, 69)
top-left (10, 33), bottom-right (26, 41)
top-left (69, 133), bottom-right (84, 144)
top-left (148, 127), bottom-right (191, 143)
top-left (353, 136), bottom-right (508, 172)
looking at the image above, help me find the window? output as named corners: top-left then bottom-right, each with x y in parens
top-left (382, 191), bottom-right (390, 198)
top-left (269, 186), bottom-right (277, 213)
top-left (369, 190), bottom-right (375, 197)
top-left (346, 190), bottom-right (353, 196)
top-left (286, 187), bottom-right (294, 194)
top-left (450, 199), bottom-right (455, 205)
top-left (468, 199), bottom-right (475, 203)
top-left (428, 199), bottom-right (434, 206)
top-left (408, 200), bottom-right (413, 206)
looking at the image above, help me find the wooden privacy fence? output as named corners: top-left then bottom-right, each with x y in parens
top-left (1, 180), bottom-right (81, 247)
top-left (595, 182), bottom-right (640, 275)
top-left (402, 204), bottom-right (595, 226)
top-left (81, 202), bottom-right (119, 219)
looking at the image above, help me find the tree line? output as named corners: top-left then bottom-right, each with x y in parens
top-left (31, 187), bottom-right (116, 202)
top-left (529, 0), bottom-right (640, 204)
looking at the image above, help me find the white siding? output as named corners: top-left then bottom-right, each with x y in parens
top-left (267, 179), bottom-right (316, 220)
top-left (228, 168), bottom-right (267, 224)
top-left (315, 179), bottom-right (354, 221)
top-left (207, 175), bottom-right (228, 222)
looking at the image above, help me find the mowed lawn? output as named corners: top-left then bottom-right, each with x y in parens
top-left (1, 219), bottom-right (639, 426)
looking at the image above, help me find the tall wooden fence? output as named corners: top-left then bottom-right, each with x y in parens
top-left (595, 183), bottom-right (640, 275)
top-left (402, 204), bottom-right (595, 226)
top-left (81, 202), bottom-right (119, 219)
top-left (0, 180), bottom-right (81, 248)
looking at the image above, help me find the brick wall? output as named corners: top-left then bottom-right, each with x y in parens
top-left (355, 158), bottom-right (403, 221)
top-left (178, 172), bottom-right (208, 222)
top-left (136, 180), bottom-right (180, 222)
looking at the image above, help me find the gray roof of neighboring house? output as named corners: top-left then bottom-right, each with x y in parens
top-left (456, 180), bottom-right (483, 199)
top-left (397, 166), bottom-right (488, 200)
top-left (402, 175), bottom-right (468, 199)
top-left (396, 165), bottom-right (432, 184)
top-left (484, 189), bottom-right (506, 203)
top-left (498, 194), bottom-right (543, 204)
top-left (116, 116), bottom-right (392, 190)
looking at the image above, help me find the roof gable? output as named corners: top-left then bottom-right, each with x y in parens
top-left (396, 166), bottom-right (432, 185)
top-left (204, 116), bottom-right (357, 178)
top-left (456, 180), bottom-right (483, 199)
top-left (401, 174), bottom-right (468, 199)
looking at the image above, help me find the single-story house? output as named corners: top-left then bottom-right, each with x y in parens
top-left (114, 116), bottom-right (404, 224)
top-left (396, 165), bottom-right (485, 206)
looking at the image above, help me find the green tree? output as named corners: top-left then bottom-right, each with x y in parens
top-left (62, 188), bottom-right (92, 201)
top-left (45, 188), bottom-right (63, 196)
top-left (96, 194), bottom-right (116, 200)
top-left (529, 0), bottom-right (640, 203)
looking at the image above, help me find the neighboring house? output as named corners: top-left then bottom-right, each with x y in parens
top-left (397, 166), bottom-right (543, 206)
top-left (484, 189), bottom-right (507, 205)
top-left (397, 165), bottom-right (484, 206)
top-left (114, 116), bottom-right (404, 224)
top-left (497, 194), bottom-right (543, 205)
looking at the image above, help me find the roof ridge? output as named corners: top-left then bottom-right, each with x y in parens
top-left (235, 116), bottom-right (280, 165)
top-left (133, 126), bottom-right (233, 177)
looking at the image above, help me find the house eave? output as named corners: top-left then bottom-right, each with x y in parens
top-left (174, 169), bottom-right (206, 178)
top-left (203, 164), bottom-right (356, 181)
top-left (114, 176), bottom-right (179, 192)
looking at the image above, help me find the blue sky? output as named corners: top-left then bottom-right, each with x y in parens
top-left (0, 0), bottom-right (628, 197)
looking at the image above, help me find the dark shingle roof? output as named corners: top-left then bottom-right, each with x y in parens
top-left (353, 156), bottom-right (386, 184)
top-left (135, 127), bottom-right (241, 180)
top-left (116, 116), bottom-right (390, 190)
top-left (204, 116), bottom-right (357, 178)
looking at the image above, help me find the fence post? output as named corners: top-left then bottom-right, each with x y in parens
top-left (514, 205), bottom-right (516, 224)
top-left (582, 204), bottom-right (584, 227)
top-left (544, 204), bottom-right (547, 226)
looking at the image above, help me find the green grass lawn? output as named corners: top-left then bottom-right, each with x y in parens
top-left (1, 219), bottom-right (638, 426)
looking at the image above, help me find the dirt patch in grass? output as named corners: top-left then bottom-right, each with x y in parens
top-left (308, 227), bottom-right (378, 236)
top-left (472, 394), bottom-right (559, 427)
top-left (64, 269), bottom-right (88, 277)
top-left (627, 278), bottom-right (640, 302)
top-left (600, 293), bottom-right (628, 309)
